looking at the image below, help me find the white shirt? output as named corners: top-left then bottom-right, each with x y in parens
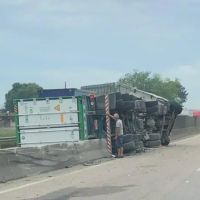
top-left (116, 119), bottom-right (123, 135)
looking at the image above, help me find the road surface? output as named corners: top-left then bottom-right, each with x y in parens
top-left (1, 134), bottom-right (200, 200)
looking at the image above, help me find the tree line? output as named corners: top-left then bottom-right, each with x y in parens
top-left (119, 70), bottom-right (188, 104)
top-left (4, 70), bottom-right (188, 112)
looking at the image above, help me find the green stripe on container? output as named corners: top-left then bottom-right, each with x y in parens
top-left (77, 97), bottom-right (85, 140)
top-left (14, 100), bottom-right (20, 146)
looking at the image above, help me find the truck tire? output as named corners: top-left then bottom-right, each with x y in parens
top-left (146, 101), bottom-right (158, 107)
top-left (135, 141), bottom-right (145, 153)
top-left (116, 100), bottom-right (126, 111)
top-left (147, 104), bottom-right (166, 115)
top-left (148, 133), bottom-right (161, 141)
top-left (161, 135), bottom-right (170, 146)
top-left (129, 95), bottom-right (137, 101)
top-left (121, 94), bottom-right (131, 101)
top-left (116, 99), bottom-right (124, 107)
top-left (135, 100), bottom-right (147, 113)
top-left (144, 140), bottom-right (161, 148)
top-left (132, 134), bottom-right (143, 141)
top-left (123, 141), bottom-right (136, 153)
top-left (169, 102), bottom-right (183, 115)
top-left (124, 101), bottom-right (135, 110)
top-left (146, 106), bottom-right (158, 114)
top-left (115, 92), bottom-right (122, 100)
top-left (116, 100), bottom-right (135, 111)
top-left (123, 134), bottom-right (134, 144)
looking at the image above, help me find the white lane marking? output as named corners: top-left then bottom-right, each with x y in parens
top-left (0, 178), bottom-right (51, 195)
top-left (0, 159), bottom-right (112, 195)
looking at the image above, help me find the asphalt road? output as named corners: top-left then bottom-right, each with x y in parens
top-left (1, 134), bottom-right (200, 200)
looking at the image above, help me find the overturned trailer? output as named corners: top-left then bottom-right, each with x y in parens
top-left (81, 83), bottom-right (182, 153)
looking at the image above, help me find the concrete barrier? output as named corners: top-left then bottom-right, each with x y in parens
top-left (171, 127), bottom-right (200, 141)
top-left (171, 115), bottom-right (200, 140)
top-left (0, 139), bottom-right (110, 183)
top-left (173, 115), bottom-right (200, 129)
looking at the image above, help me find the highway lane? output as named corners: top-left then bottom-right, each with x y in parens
top-left (1, 134), bottom-right (200, 199)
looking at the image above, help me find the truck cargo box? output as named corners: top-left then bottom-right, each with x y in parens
top-left (39, 88), bottom-right (91, 98)
top-left (81, 82), bottom-right (168, 102)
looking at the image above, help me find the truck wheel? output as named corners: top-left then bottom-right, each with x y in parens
top-left (144, 140), bottom-right (161, 148)
top-left (135, 141), bottom-right (145, 153)
top-left (161, 135), bottom-right (170, 146)
top-left (121, 94), bottom-right (131, 101)
top-left (146, 105), bottom-right (158, 114)
top-left (115, 92), bottom-right (122, 100)
top-left (130, 95), bottom-right (137, 101)
top-left (148, 133), bottom-right (161, 141)
top-left (135, 100), bottom-right (147, 113)
top-left (132, 134), bottom-right (143, 141)
top-left (123, 134), bottom-right (134, 144)
top-left (145, 101), bottom-right (158, 107)
top-left (123, 141), bottom-right (136, 153)
top-left (123, 101), bottom-right (135, 110)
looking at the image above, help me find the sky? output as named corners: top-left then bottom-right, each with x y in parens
top-left (0, 0), bottom-right (200, 109)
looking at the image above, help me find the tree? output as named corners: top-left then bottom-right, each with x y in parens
top-left (119, 70), bottom-right (188, 104)
top-left (174, 79), bottom-right (188, 104)
top-left (5, 83), bottom-right (43, 112)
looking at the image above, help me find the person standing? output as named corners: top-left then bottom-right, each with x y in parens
top-left (109, 113), bottom-right (124, 158)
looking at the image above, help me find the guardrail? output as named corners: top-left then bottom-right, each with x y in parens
top-left (0, 136), bottom-right (16, 148)
top-left (0, 136), bottom-right (16, 142)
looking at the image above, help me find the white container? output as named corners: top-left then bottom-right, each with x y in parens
top-left (20, 127), bottom-right (79, 147)
top-left (18, 98), bottom-right (78, 128)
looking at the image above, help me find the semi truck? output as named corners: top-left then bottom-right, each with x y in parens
top-left (81, 82), bottom-right (182, 153)
top-left (17, 83), bottom-right (182, 152)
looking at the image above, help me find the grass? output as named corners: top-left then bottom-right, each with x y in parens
top-left (0, 128), bottom-right (16, 137)
top-left (0, 128), bottom-right (16, 148)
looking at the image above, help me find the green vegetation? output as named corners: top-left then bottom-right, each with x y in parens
top-left (0, 128), bottom-right (16, 149)
top-left (119, 70), bottom-right (188, 105)
top-left (0, 128), bottom-right (15, 137)
top-left (5, 82), bottom-right (43, 112)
